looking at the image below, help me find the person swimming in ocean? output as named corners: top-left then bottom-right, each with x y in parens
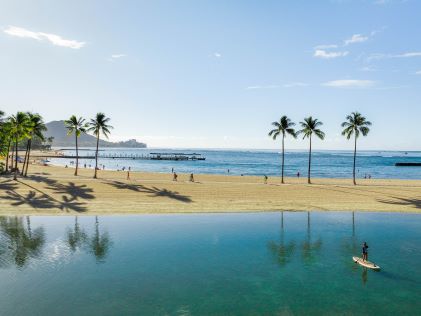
top-left (362, 242), bottom-right (369, 261)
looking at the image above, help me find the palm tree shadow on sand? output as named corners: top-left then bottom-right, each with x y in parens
top-left (377, 196), bottom-right (421, 209)
top-left (107, 181), bottom-right (192, 203)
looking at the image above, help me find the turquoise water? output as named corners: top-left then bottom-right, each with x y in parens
top-left (50, 148), bottom-right (421, 179)
top-left (1, 212), bottom-right (420, 315)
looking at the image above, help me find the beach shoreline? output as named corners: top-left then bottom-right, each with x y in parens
top-left (1, 162), bottom-right (421, 215)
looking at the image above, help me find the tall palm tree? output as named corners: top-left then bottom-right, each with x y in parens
top-left (9, 112), bottom-right (30, 180)
top-left (268, 116), bottom-right (297, 183)
top-left (22, 113), bottom-right (46, 177)
top-left (64, 116), bottom-right (87, 176)
top-left (87, 113), bottom-right (112, 179)
top-left (298, 116), bottom-right (325, 184)
top-left (341, 112), bottom-right (371, 185)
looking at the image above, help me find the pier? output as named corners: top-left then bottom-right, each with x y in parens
top-left (32, 152), bottom-right (206, 161)
top-left (395, 162), bottom-right (421, 167)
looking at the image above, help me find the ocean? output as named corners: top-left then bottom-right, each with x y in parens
top-left (48, 148), bottom-right (421, 180)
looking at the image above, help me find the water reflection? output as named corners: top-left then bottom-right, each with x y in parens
top-left (0, 216), bottom-right (113, 269)
top-left (0, 216), bottom-right (45, 268)
top-left (301, 212), bottom-right (322, 264)
top-left (66, 216), bottom-right (87, 252)
top-left (88, 216), bottom-right (112, 262)
top-left (267, 212), bottom-right (296, 266)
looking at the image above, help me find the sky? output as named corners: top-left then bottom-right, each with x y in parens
top-left (0, 0), bottom-right (420, 150)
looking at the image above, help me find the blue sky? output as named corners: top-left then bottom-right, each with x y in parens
top-left (1, 0), bottom-right (420, 150)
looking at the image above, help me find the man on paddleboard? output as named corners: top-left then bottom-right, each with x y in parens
top-left (362, 242), bottom-right (369, 261)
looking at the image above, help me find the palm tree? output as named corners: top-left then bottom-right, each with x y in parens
top-left (87, 113), bottom-right (112, 178)
top-left (298, 116), bottom-right (325, 184)
top-left (341, 112), bottom-right (371, 185)
top-left (64, 116), bottom-right (87, 176)
top-left (268, 116), bottom-right (297, 183)
top-left (22, 113), bottom-right (46, 177)
top-left (9, 112), bottom-right (30, 180)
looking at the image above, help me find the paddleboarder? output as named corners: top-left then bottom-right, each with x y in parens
top-left (362, 242), bottom-right (369, 261)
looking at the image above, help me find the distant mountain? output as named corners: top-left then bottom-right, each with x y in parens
top-left (44, 120), bottom-right (147, 148)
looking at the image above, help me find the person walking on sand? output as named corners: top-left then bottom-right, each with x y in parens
top-left (127, 167), bottom-right (131, 180)
top-left (264, 175), bottom-right (268, 184)
top-left (362, 242), bottom-right (369, 262)
top-left (173, 172), bottom-right (178, 181)
top-left (189, 173), bottom-right (194, 182)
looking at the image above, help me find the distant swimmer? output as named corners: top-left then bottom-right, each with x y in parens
top-left (362, 242), bottom-right (369, 262)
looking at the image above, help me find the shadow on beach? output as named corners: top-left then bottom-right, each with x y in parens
top-left (106, 180), bottom-right (193, 203)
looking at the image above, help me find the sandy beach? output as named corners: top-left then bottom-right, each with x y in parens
top-left (1, 162), bottom-right (421, 215)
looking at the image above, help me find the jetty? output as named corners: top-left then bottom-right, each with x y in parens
top-left (395, 162), bottom-right (421, 167)
top-left (32, 152), bottom-right (206, 161)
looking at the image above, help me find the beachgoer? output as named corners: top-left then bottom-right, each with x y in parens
top-left (84, 163), bottom-right (87, 168)
top-left (227, 169), bottom-right (230, 174)
top-left (173, 172), bottom-right (178, 181)
top-left (127, 167), bottom-right (131, 180)
top-left (264, 175), bottom-right (268, 184)
top-left (65, 165), bottom-right (68, 168)
top-left (189, 173), bottom-right (194, 182)
top-left (362, 242), bottom-right (369, 261)
top-left (297, 171), bottom-right (300, 178)
top-left (171, 167), bottom-right (174, 173)
top-left (368, 174), bottom-right (372, 179)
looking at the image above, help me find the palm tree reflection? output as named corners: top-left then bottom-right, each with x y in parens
top-left (88, 216), bottom-right (112, 262)
top-left (0, 216), bottom-right (45, 268)
top-left (268, 212), bottom-right (296, 267)
top-left (301, 212), bottom-right (322, 264)
top-left (66, 216), bottom-right (87, 252)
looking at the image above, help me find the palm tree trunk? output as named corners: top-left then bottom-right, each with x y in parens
top-left (14, 137), bottom-right (18, 180)
top-left (10, 143), bottom-right (14, 170)
top-left (24, 139), bottom-right (32, 177)
top-left (308, 135), bottom-right (312, 184)
top-left (281, 134), bottom-right (285, 184)
top-left (353, 134), bottom-right (357, 185)
top-left (94, 134), bottom-right (99, 178)
top-left (21, 140), bottom-right (29, 176)
top-left (75, 134), bottom-right (79, 176)
top-left (5, 139), bottom-right (11, 172)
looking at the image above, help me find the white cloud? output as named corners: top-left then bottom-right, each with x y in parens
top-left (314, 49), bottom-right (349, 59)
top-left (111, 54), bottom-right (126, 59)
top-left (283, 82), bottom-right (308, 88)
top-left (394, 52), bottom-right (421, 58)
top-left (213, 52), bottom-right (222, 58)
top-left (246, 84), bottom-right (280, 90)
top-left (323, 79), bottom-right (376, 88)
top-left (344, 34), bottom-right (368, 46)
top-left (314, 44), bottom-right (338, 49)
top-left (415, 70), bottom-right (421, 75)
top-left (3, 25), bottom-right (85, 49)
top-left (360, 66), bottom-right (377, 72)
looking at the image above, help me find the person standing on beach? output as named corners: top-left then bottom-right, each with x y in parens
top-left (264, 175), bottom-right (268, 184)
top-left (189, 173), bottom-right (194, 182)
top-left (362, 242), bottom-right (369, 261)
top-left (127, 167), bottom-right (131, 180)
top-left (297, 171), bottom-right (300, 178)
top-left (173, 172), bottom-right (178, 181)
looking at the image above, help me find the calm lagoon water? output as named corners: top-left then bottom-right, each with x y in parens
top-left (50, 148), bottom-right (421, 179)
top-left (1, 212), bottom-right (420, 315)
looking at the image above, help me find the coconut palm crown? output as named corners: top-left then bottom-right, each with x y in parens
top-left (268, 116), bottom-right (297, 183)
top-left (341, 112), bottom-right (371, 185)
top-left (298, 116), bottom-right (325, 184)
top-left (65, 115), bottom-right (87, 176)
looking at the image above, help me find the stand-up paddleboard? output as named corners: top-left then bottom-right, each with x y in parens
top-left (353, 256), bottom-right (381, 271)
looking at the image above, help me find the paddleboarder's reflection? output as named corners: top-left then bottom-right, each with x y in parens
top-left (362, 268), bottom-right (368, 285)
